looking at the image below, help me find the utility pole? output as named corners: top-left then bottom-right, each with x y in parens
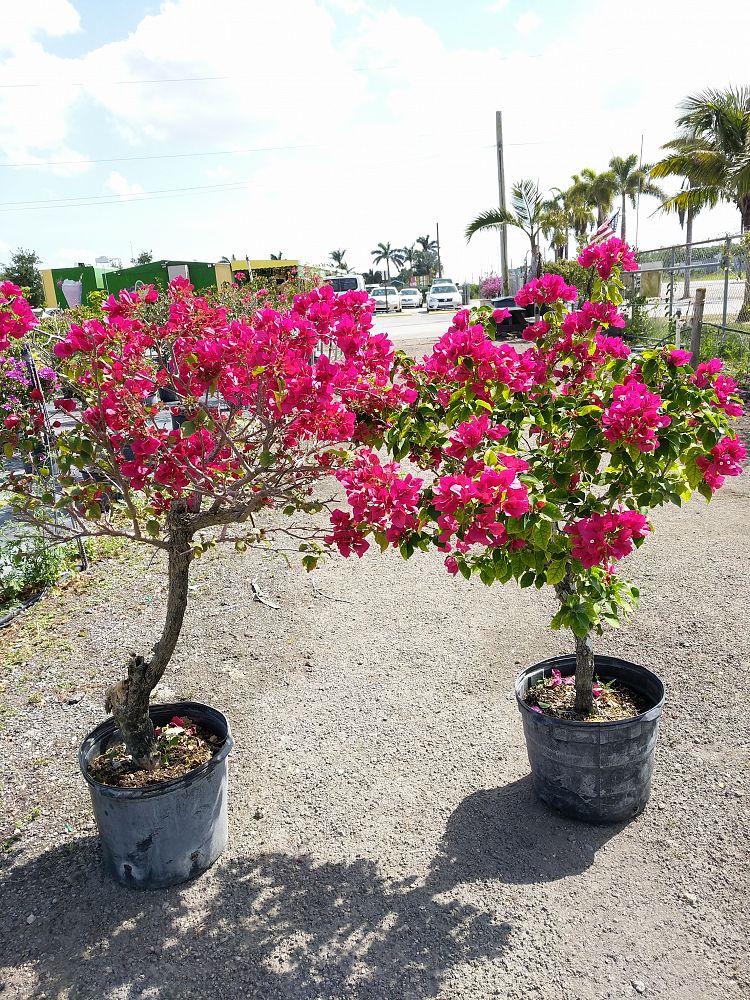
top-left (495, 111), bottom-right (509, 294)
top-left (436, 222), bottom-right (442, 278)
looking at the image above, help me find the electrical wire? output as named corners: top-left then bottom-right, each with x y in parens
top-left (0, 136), bottom-right (549, 170)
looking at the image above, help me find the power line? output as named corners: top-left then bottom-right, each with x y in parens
top-left (0, 142), bottom-right (318, 168)
top-left (0, 136), bottom-right (548, 170)
top-left (0, 177), bottom-right (253, 210)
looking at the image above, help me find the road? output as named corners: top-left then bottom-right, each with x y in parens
top-left (372, 306), bottom-right (470, 359)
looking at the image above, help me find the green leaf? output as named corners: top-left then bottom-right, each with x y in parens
top-left (146, 519), bottom-right (161, 537)
top-left (180, 420), bottom-right (197, 437)
top-left (259, 450), bottom-right (274, 468)
top-left (536, 519), bottom-right (552, 552)
top-left (570, 427), bottom-right (588, 450)
top-left (459, 561), bottom-right (471, 580)
top-left (545, 560), bottom-right (567, 586)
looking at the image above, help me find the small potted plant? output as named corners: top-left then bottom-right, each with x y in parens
top-left (0, 278), bottom-right (403, 886)
top-left (324, 238), bottom-right (745, 823)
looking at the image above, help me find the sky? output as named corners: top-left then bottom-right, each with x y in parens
top-left (0, 0), bottom-right (747, 281)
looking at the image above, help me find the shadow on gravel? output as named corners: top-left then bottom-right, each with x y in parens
top-left (431, 775), bottom-right (625, 886)
top-left (0, 835), bottom-right (510, 1000)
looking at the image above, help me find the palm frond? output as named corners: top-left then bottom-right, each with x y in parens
top-left (465, 208), bottom-right (519, 242)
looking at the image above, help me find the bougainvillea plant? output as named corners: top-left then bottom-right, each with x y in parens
top-left (479, 273), bottom-right (504, 300)
top-left (325, 238), bottom-right (746, 715)
top-left (0, 278), bottom-right (405, 767)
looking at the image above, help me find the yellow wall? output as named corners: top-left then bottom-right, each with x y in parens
top-left (41, 269), bottom-right (57, 308)
top-left (214, 262), bottom-right (233, 286)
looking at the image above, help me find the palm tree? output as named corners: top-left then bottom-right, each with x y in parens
top-left (650, 145), bottom-right (705, 297)
top-left (466, 179), bottom-right (546, 278)
top-left (415, 235), bottom-right (438, 254)
top-left (329, 249), bottom-right (349, 271)
top-left (608, 154), bottom-right (666, 242)
top-left (651, 87), bottom-right (750, 320)
top-left (269, 251), bottom-right (285, 260)
top-left (370, 243), bottom-right (405, 284)
top-left (569, 168), bottom-right (617, 228)
top-left (562, 179), bottom-right (596, 242)
top-left (400, 244), bottom-right (417, 270)
top-left (540, 188), bottom-right (579, 260)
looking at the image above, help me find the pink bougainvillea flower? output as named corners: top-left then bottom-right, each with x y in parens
top-left (577, 237), bottom-right (638, 279)
top-left (693, 358), bottom-right (723, 388)
top-left (565, 508), bottom-right (650, 570)
top-left (668, 349), bottom-right (692, 366)
top-left (602, 382), bottom-right (670, 452)
top-left (711, 374), bottom-right (744, 418)
top-left (592, 683), bottom-right (603, 699)
top-left (696, 436), bottom-right (746, 491)
top-left (549, 668), bottom-right (563, 687)
top-left (54, 398), bottom-right (77, 413)
top-left (492, 307), bottom-right (511, 323)
top-left (515, 273), bottom-right (577, 307)
top-left (530, 705), bottom-right (544, 714)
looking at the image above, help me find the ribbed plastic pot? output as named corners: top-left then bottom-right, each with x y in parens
top-left (79, 701), bottom-right (233, 889)
top-left (515, 655), bottom-right (665, 824)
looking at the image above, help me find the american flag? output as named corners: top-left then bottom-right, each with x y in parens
top-left (586, 210), bottom-right (620, 247)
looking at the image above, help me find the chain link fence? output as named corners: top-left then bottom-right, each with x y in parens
top-left (633, 235), bottom-right (750, 383)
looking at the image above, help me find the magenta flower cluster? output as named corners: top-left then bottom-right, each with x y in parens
top-left (696, 436), bottom-right (746, 489)
top-left (602, 381), bottom-right (671, 452)
top-left (515, 273), bottom-right (577, 307)
top-left (564, 509), bottom-right (650, 570)
top-left (578, 238), bottom-right (638, 279)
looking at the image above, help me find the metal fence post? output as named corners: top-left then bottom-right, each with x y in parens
top-left (690, 288), bottom-right (706, 364)
top-left (721, 235), bottom-right (730, 332)
top-left (668, 246), bottom-right (676, 323)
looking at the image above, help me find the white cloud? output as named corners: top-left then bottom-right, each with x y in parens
top-left (486, 0), bottom-right (511, 11)
top-left (1, 0), bottom-right (80, 47)
top-left (515, 11), bottom-right (541, 33)
top-left (0, 0), bottom-right (746, 276)
top-left (53, 246), bottom-right (99, 268)
top-left (104, 172), bottom-right (144, 196)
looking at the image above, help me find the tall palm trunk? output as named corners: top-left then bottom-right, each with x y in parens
top-left (620, 193), bottom-right (627, 241)
top-left (683, 205), bottom-right (694, 299)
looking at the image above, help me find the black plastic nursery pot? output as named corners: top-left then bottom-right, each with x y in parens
top-left (515, 655), bottom-right (665, 824)
top-left (79, 701), bottom-right (233, 889)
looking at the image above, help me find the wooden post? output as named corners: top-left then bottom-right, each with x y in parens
top-left (690, 287), bottom-right (706, 364)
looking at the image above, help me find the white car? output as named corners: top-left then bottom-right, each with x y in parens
top-left (370, 286), bottom-right (402, 312)
top-left (399, 287), bottom-right (423, 309)
top-left (426, 281), bottom-right (462, 311)
top-left (326, 273), bottom-right (366, 294)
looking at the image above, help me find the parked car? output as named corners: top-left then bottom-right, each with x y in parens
top-left (426, 281), bottom-right (462, 312)
top-left (370, 287), bottom-right (402, 312)
top-left (326, 274), bottom-right (366, 294)
top-left (399, 287), bottom-right (422, 309)
top-left (490, 294), bottom-right (536, 339)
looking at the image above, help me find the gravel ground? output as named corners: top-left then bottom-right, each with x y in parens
top-left (0, 420), bottom-right (748, 1000)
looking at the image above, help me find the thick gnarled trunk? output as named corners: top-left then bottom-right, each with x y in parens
top-left (105, 502), bottom-right (193, 769)
top-left (555, 565), bottom-right (595, 716)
